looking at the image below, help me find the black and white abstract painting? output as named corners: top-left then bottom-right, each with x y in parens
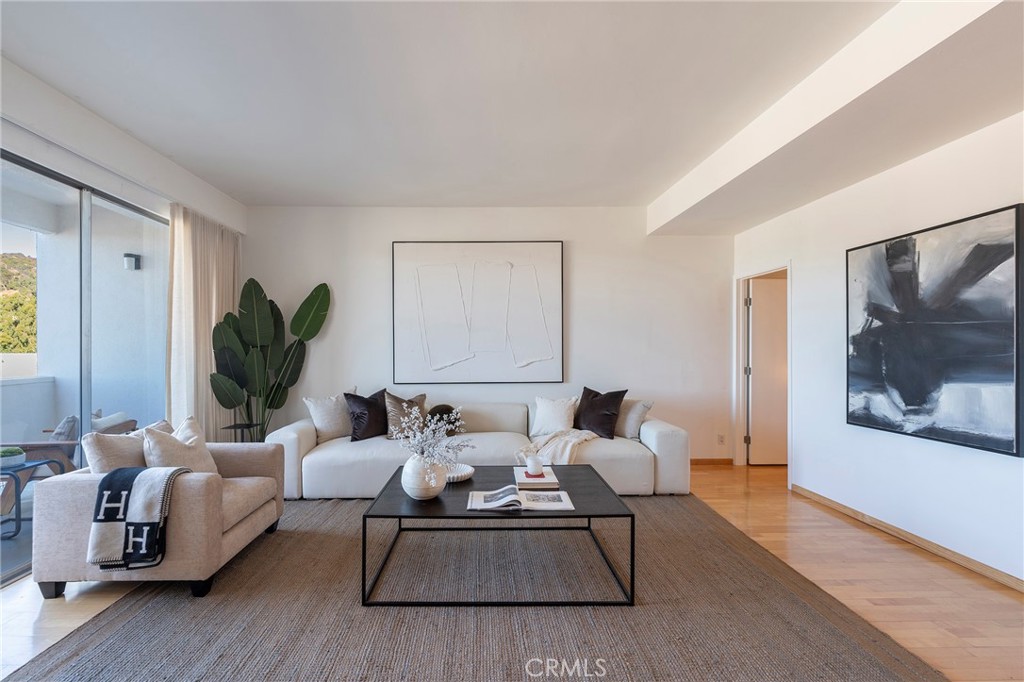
top-left (847, 205), bottom-right (1022, 456)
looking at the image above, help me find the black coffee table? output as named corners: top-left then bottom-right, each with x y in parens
top-left (362, 464), bottom-right (635, 606)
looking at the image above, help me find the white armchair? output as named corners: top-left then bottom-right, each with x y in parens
top-left (31, 442), bottom-right (284, 598)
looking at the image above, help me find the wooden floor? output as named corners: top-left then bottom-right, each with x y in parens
top-left (692, 465), bottom-right (1023, 681)
top-left (1, 464), bottom-right (1021, 680)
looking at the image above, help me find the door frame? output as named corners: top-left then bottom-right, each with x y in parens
top-left (732, 265), bottom-right (794, 481)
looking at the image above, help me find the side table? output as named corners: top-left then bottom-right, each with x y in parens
top-left (1, 459), bottom-right (66, 540)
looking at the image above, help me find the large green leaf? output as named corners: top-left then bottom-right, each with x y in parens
top-left (210, 372), bottom-right (246, 409)
top-left (290, 283), bottom-right (330, 342)
top-left (223, 312), bottom-right (242, 339)
top-left (265, 382), bottom-right (289, 411)
top-left (213, 347), bottom-right (246, 388)
top-left (212, 321), bottom-right (246, 365)
top-left (277, 339), bottom-right (307, 388)
top-left (244, 347), bottom-right (268, 397)
top-left (266, 300), bottom-right (285, 373)
top-left (238, 278), bottom-right (274, 348)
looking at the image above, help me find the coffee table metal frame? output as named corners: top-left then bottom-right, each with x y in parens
top-left (362, 464), bottom-right (634, 607)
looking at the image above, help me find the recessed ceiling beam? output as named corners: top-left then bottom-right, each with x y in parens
top-left (647, 0), bottom-right (1002, 236)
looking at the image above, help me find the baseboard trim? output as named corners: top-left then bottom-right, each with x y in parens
top-left (791, 484), bottom-right (1023, 593)
top-left (691, 458), bottom-right (733, 465)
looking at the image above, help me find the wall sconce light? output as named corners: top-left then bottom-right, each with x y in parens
top-left (123, 253), bottom-right (141, 271)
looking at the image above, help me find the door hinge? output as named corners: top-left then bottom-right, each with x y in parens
top-left (744, 366), bottom-right (752, 376)
top-left (743, 435), bottom-right (751, 445)
top-left (744, 297), bottom-right (752, 307)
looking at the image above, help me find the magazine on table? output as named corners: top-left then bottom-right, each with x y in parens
top-left (467, 484), bottom-right (574, 511)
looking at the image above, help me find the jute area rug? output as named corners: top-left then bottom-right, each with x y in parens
top-left (10, 496), bottom-right (943, 681)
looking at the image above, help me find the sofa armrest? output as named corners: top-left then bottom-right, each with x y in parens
top-left (32, 470), bottom-right (223, 583)
top-left (639, 419), bottom-right (690, 495)
top-left (209, 442), bottom-right (285, 517)
top-left (265, 419), bottom-right (317, 499)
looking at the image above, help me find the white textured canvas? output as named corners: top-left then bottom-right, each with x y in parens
top-left (393, 241), bottom-right (562, 383)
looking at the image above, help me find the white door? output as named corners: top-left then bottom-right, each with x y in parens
top-left (748, 276), bottom-right (788, 465)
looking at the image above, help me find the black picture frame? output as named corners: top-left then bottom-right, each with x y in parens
top-left (392, 240), bottom-right (564, 384)
top-left (846, 204), bottom-right (1023, 457)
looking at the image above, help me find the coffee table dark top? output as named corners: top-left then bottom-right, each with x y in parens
top-left (365, 465), bottom-right (633, 519)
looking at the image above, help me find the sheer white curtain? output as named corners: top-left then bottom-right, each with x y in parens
top-left (167, 204), bottom-right (241, 441)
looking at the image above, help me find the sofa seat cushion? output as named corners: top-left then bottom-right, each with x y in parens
top-left (303, 436), bottom-right (407, 498)
top-left (572, 437), bottom-right (654, 495)
top-left (222, 476), bottom-right (278, 532)
top-left (450, 432), bottom-right (531, 466)
top-left (301, 431), bottom-right (531, 498)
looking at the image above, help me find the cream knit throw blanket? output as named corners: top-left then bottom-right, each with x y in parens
top-left (522, 429), bottom-right (599, 465)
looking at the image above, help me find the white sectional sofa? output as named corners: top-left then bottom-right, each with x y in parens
top-left (267, 402), bottom-right (690, 499)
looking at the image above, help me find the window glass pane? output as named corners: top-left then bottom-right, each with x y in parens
top-left (1, 158), bottom-right (81, 584)
top-left (1, 160), bottom-right (81, 440)
top-left (88, 196), bottom-right (168, 433)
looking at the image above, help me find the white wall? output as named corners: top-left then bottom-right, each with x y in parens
top-left (0, 377), bottom-right (54, 442)
top-left (734, 113), bottom-right (1024, 579)
top-left (244, 207), bottom-right (734, 458)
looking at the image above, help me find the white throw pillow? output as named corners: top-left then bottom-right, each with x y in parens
top-left (143, 416), bottom-right (218, 474)
top-left (303, 390), bottom-right (355, 444)
top-left (530, 396), bottom-right (578, 438)
top-left (82, 420), bottom-right (175, 473)
top-left (615, 399), bottom-right (654, 440)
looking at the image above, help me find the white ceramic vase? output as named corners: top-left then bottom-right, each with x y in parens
top-left (401, 455), bottom-right (447, 500)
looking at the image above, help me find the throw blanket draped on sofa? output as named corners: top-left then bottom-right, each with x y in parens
top-left (87, 466), bottom-right (189, 571)
top-left (524, 429), bottom-right (599, 465)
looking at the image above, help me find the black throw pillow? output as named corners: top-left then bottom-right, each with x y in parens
top-left (573, 386), bottom-right (628, 439)
top-left (344, 389), bottom-right (388, 441)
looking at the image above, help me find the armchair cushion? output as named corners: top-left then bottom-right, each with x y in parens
top-left (222, 477), bottom-right (277, 532)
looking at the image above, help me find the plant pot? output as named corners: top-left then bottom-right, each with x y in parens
top-left (401, 455), bottom-right (447, 500)
top-left (1, 453), bottom-right (26, 468)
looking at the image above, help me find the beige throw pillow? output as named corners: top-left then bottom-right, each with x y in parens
top-left (82, 420), bottom-right (174, 473)
top-left (143, 416), bottom-right (218, 474)
top-left (530, 396), bottom-right (578, 438)
top-left (303, 391), bottom-right (355, 444)
top-left (615, 399), bottom-right (654, 440)
top-left (385, 391), bottom-right (426, 439)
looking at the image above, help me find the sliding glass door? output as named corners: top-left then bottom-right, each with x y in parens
top-left (0, 156), bottom-right (168, 585)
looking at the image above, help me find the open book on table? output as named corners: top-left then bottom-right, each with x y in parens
top-left (467, 484), bottom-right (574, 511)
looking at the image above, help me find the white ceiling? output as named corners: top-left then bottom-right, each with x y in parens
top-left (0, 1), bottom-right (1019, 236)
top-left (1, 1), bottom-right (897, 211)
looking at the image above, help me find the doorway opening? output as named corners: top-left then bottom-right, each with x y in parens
top-left (738, 268), bottom-right (790, 469)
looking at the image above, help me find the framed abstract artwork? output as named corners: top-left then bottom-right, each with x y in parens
top-left (847, 204), bottom-right (1023, 456)
top-left (393, 241), bottom-right (563, 384)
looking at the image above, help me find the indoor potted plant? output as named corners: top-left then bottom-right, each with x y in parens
top-left (209, 278), bottom-right (330, 442)
top-left (394, 405), bottom-right (474, 500)
top-left (1, 447), bottom-right (26, 468)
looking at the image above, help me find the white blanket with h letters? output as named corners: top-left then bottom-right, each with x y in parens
top-left (87, 466), bottom-right (189, 571)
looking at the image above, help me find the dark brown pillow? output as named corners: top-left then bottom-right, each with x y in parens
top-left (427, 404), bottom-right (457, 437)
top-left (573, 386), bottom-right (627, 439)
top-left (344, 389), bottom-right (388, 441)
top-left (385, 391), bottom-right (426, 439)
